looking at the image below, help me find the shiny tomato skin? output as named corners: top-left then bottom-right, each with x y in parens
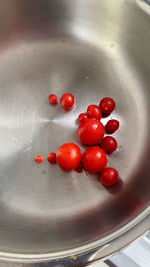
top-left (99, 97), bottom-right (115, 114)
top-left (100, 136), bottom-right (117, 154)
top-left (48, 94), bottom-right (57, 104)
top-left (60, 93), bottom-right (75, 109)
top-left (100, 167), bottom-right (119, 186)
top-left (56, 143), bottom-right (81, 171)
top-left (78, 113), bottom-right (88, 123)
top-left (81, 146), bottom-right (107, 173)
top-left (87, 104), bottom-right (102, 120)
top-left (78, 118), bottom-right (105, 145)
top-left (106, 119), bottom-right (119, 133)
top-left (35, 155), bottom-right (43, 163)
top-left (47, 153), bottom-right (56, 164)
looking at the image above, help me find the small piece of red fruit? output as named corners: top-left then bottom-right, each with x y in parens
top-left (60, 93), bottom-right (75, 109)
top-left (56, 143), bottom-right (81, 171)
top-left (99, 97), bottom-right (115, 114)
top-left (87, 104), bottom-right (102, 120)
top-left (100, 136), bottom-right (117, 154)
top-left (78, 118), bottom-right (105, 145)
top-left (48, 94), bottom-right (57, 104)
top-left (47, 153), bottom-right (56, 164)
top-left (81, 146), bottom-right (108, 173)
top-left (35, 155), bottom-right (43, 163)
top-left (106, 119), bottom-right (119, 133)
top-left (78, 113), bottom-right (88, 123)
top-left (100, 167), bottom-right (119, 186)
top-left (75, 164), bottom-right (83, 173)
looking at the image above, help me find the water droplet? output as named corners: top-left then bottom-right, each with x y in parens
top-left (117, 145), bottom-right (122, 152)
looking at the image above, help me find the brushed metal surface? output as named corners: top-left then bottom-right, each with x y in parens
top-left (0, 0), bottom-right (149, 263)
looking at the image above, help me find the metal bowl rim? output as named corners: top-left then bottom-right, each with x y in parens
top-left (0, 205), bottom-right (149, 263)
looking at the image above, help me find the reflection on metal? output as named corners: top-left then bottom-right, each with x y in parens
top-left (106, 232), bottom-right (150, 267)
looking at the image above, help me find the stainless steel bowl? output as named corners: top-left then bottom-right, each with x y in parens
top-left (0, 0), bottom-right (149, 265)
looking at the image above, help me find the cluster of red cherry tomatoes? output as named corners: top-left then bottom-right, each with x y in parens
top-left (35, 93), bottom-right (120, 186)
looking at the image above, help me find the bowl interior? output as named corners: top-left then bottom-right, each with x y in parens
top-left (0, 0), bottom-right (149, 256)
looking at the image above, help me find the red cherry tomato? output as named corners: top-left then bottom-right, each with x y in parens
top-left (100, 136), bottom-right (117, 154)
top-left (87, 104), bottom-right (102, 120)
top-left (78, 118), bottom-right (105, 145)
top-left (60, 93), bottom-right (75, 109)
top-left (56, 143), bottom-right (81, 171)
top-left (78, 113), bottom-right (88, 123)
top-left (106, 119), bottom-right (119, 133)
top-left (100, 167), bottom-right (119, 186)
top-left (48, 94), bottom-right (57, 104)
top-left (35, 155), bottom-right (43, 163)
top-left (47, 153), bottom-right (56, 164)
top-left (75, 163), bottom-right (83, 173)
top-left (82, 146), bottom-right (107, 173)
top-left (99, 97), bottom-right (115, 114)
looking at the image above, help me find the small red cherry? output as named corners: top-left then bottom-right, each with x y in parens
top-left (78, 113), bottom-right (88, 123)
top-left (60, 93), bottom-right (75, 109)
top-left (100, 167), bottom-right (119, 186)
top-left (106, 119), bottom-right (119, 133)
top-left (100, 136), bottom-right (117, 154)
top-left (47, 153), bottom-right (56, 164)
top-left (99, 97), bottom-right (115, 114)
top-left (48, 94), bottom-right (57, 104)
top-left (35, 155), bottom-right (43, 163)
top-left (75, 164), bottom-right (83, 173)
top-left (87, 104), bottom-right (102, 120)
